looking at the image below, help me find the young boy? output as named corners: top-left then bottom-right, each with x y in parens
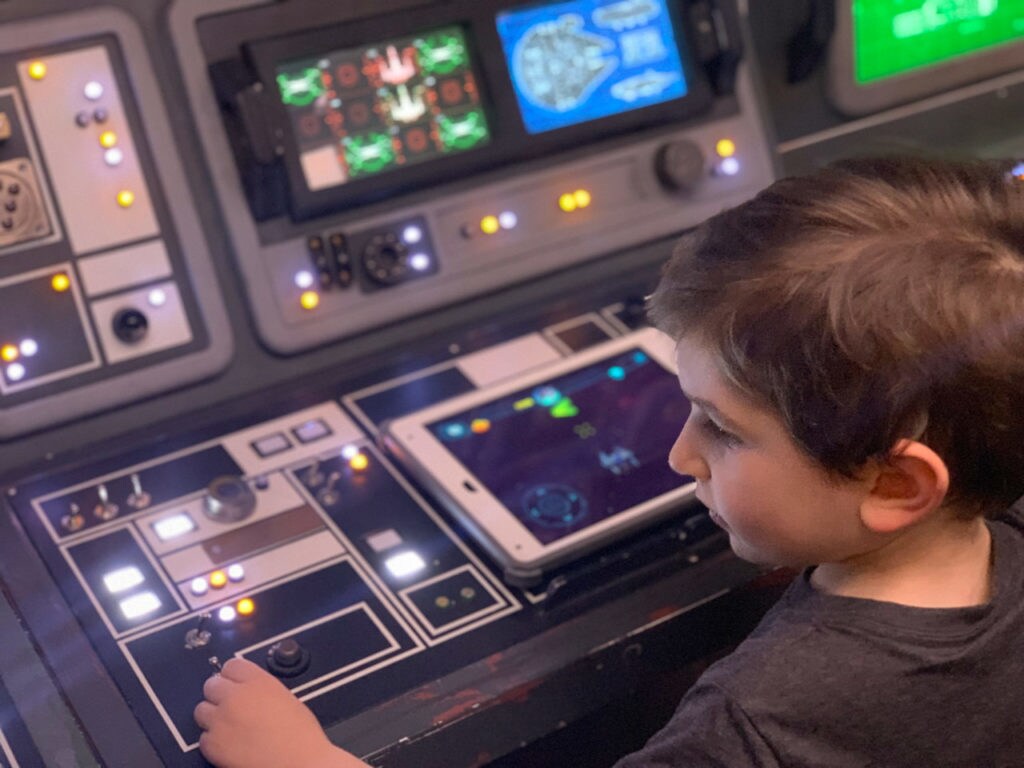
top-left (194, 156), bottom-right (1024, 767)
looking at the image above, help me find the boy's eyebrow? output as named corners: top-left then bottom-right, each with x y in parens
top-left (683, 393), bottom-right (745, 433)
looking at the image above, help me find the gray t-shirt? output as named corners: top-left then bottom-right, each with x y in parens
top-left (615, 507), bottom-right (1024, 767)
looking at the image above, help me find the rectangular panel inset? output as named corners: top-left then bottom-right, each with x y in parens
top-left (78, 239), bottom-right (172, 297)
top-left (456, 333), bottom-right (561, 388)
top-left (90, 280), bottom-right (192, 364)
top-left (400, 565), bottom-right (506, 636)
top-left (201, 505), bottom-right (324, 564)
top-left (351, 366), bottom-right (475, 426)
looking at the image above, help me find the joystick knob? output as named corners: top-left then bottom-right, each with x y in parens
top-left (204, 476), bottom-right (257, 523)
top-left (654, 139), bottom-right (706, 192)
top-left (112, 307), bottom-right (149, 343)
top-left (266, 638), bottom-right (311, 678)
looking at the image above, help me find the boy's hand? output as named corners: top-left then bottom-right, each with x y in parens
top-left (194, 657), bottom-right (368, 768)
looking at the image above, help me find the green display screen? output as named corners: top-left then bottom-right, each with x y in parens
top-left (853, 0), bottom-right (1024, 84)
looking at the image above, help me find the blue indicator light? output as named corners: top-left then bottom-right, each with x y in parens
top-left (533, 385), bottom-right (562, 407)
top-left (608, 365), bottom-right (626, 380)
top-left (632, 351), bottom-right (648, 363)
top-left (442, 422), bottom-right (468, 439)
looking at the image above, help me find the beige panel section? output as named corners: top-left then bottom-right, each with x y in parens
top-left (90, 281), bottom-right (192, 364)
top-left (456, 333), bottom-right (562, 388)
top-left (18, 46), bottom-right (158, 254)
top-left (78, 239), bottom-right (172, 297)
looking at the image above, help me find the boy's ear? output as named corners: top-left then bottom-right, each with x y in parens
top-left (859, 440), bottom-right (951, 534)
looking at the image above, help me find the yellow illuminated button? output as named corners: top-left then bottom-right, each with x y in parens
top-left (470, 418), bottom-right (491, 434)
top-left (116, 190), bottom-right (135, 208)
top-left (300, 291), bottom-right (320, 310)
top-left (716, 138), bottom-right (737, 158)
top-left (236, 598), bottom-right (255, 616)
top-left (51, 273), bottom-right (70, 292)
top-left (209, 570), bottom-right (228, 589)
top-left (573, 189), bottom-right (592, 208)
top-left (1, 345), bottom-right (18, 363)
top-left (480, 215), bottom-right (500, 235)
top-left (27, 61), bottom-right (47, 80)
top-left (99, 131), bottom-right (118, 149)
top-left (349, 453), bottom-right (369, 472)
top-left (558, 193), bottom-right (577, 212)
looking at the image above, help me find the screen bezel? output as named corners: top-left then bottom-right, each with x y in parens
top-left (245, 0), bottom-right (714, 221)
top-left (383, 328), bottom-right (697, 584)
top-left (826, 0), bottom-right (1024, 116)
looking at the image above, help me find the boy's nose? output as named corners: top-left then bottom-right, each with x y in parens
top-left (668, 424), bottom-right (709, 480)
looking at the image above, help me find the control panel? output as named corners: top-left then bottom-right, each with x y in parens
top-left (170, 0), bottom-right (776, 353)
top-left (0, 9), bottom-right (231, 439)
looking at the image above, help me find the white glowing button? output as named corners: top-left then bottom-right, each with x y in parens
top-left (340, 444), bottom-right (360, 460)
top-left (402, 225), bottom-right (423, 244)
top-left (294, 270), bottom-right (315, 289)
top-left (6, 363), bottom-right (25, 382)
top-left (120, 591), bottom-right (161, 620)
top-left (84, 81), bottom-right (104, 100)
top-left (409, 253), bottom-right (431, 272)
top-left (104, 147), bottom-right (124, 166)
top-left (498, 211), bottom-right (518, 229)
top-left (154, 513), bottom-right (195, 541)
top-left (19, 339), bottom-right (38, 357)
top-left (720, 157), bottom-right (741, 176)
top-left (385, 550), bottom-right (426, 578)
top-left (147, 288), bottom-right (167, 307)
top-left (218, 605), bottom-right (237, 622)
top-left (191, 577), bottom-right (209, 596)
top-left (103, 566), bottom-right (145, 594)
top-left (227, 564), bottom-right (245, 582)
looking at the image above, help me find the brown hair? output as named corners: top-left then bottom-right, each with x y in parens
top-left (649, 156), bottom-right (1024, 517)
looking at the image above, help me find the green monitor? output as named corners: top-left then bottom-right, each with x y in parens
top-left (827, 0), bottom-right (1024, 115)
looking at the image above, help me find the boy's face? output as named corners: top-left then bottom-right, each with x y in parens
top-left (669, 336), bottom-right (878, 568)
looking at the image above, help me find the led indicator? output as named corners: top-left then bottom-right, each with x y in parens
top-left (349, 452), bottom-right (369, 472)
top-left (608, 365), bottom-right (626, 380)
top-left (499, 211), bottom-right (518, 230)
top-left (385, 550), bottom-right (426, 578)
top-left (341, 444), bottom-right (360, 460)
top-left (402, 225), bottom-right (423, 244)
top-left (119, 591), bottom-right (161, 620)
top-left (533, 386), bottom-right (561, 407)
top-left (409, 252), bottom-right (431, 272)
top-left (236, 598), bottom-right (255, 616)
top-left (51, 273), bottom-right (70, 292)
top-left (715, 138), bottom-right (736, 158)
top-left (1, 345), bottom-right (17, 363)
top-left (104, 147), bottom-right (124, 166)
top-left (154, 513), bottom-right (195, 541)
top-left (99, 131), bottom-right (118, 149)
top-left (227, 564), bottom-right (245, 582)
top-left (513, 397), bottom-right (535, 411)
top-left (442, 422), bottom-right (467, 439)
top-left (480, 215), bottom-right (500, 235)
top-left (558, 193), bottom-right (577, 213)
top-left (217, 605), bottom-right (237, 623)
top-left (19, 339), bottom-right (37, 357)
top-left (573, 189), bottom-right (592, 208)
top-left (300, 291), bottom-right (320, 310)
top-left (209, 570), bottom-right (228, 589)
top-left (470, 418), bottom-right (491, 434)
top-left (103, 566), bottom-right (145, 594)
top-left (190, 577), bottom-right (209, 596)
top-left (719, 157), bottom-right (741, 177)
top-left (116, 190), bottom-right (135, 208)
top-left (294, 270), bottom-right (315, 289)
top-left (27, 61), bottom-right (47, 80)
top-left (147, 288), bottom-right (167, 308)
top-left (84, 81), bottom-right (104, 100)
top-left (6, 363), bottom-right (25, 382)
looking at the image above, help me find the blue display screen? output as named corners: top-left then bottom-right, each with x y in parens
top-left (429, 348), bottom-right (691, 546)
top-left (496, 0), bottom-right (689, 134)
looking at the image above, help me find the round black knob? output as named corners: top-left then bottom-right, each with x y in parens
top-left (655, 139), bottom-right (706, 192)
top-left (266, 638), bottom-right (311, 677)
top-left (112, 308), bottom-right (149, 343)
top-left (203, 476), bottom-right (257, 523)
top-left (362, 233), bottom-right (409, 286)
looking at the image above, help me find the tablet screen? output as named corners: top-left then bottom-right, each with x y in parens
top-left (428, 348), bottom-right (691, 546)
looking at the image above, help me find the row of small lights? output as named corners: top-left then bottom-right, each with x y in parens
top-left (26, 61), bottom-right (135, 208)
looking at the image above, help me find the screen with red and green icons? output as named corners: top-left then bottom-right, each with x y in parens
top-left (275, 25), bottom-right (492, 191)
top-left (853, 0), bottom-right (1024, 84)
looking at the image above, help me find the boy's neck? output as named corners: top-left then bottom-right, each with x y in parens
top-left (810, 515), bottom-right (993, 608)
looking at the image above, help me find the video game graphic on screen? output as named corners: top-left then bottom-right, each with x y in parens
top-left (496, 0), bottom-right (689, 134)
top-left (275, 25), bottom-right (492, 192)
top-left (429, 348), bottom-right (691, 546)
top-left (853, 0), bottom-right (1024, 84)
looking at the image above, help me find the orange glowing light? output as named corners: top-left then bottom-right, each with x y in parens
top-left (716, 138), bottom-right (737, 158)
top-left (480, 215), bottom-right (500, 235)
top-left (51, 273), bottom-right (70, 292)
top-left (300, 291), bottom-right (320, 310)
top-left (116, 190), bottom-right (135, 208)
top-left (470, 418), bottom-right (491, 434)
top-left (28, 61), bottom-right (47, 80)
top-left (1, 345), bottom-right (18, 363)
top-left (558, 193), bottom-right (577, 213)
top-left (573, 189), bottom-right (592, 208)
top-left (209, 570), bottom-right (228, 588)
top-left (99, 131), bottom-right (118, 149)
top-left (349, 453), bottom-right (369, 472)
top-left (236, 598), bottom-right (255, 616)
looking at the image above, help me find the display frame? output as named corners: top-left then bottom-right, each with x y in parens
top-left (826, 0), bottom-right (1024, 116)
top-left (383, 328), bottom-right (697, 586)
top-left (244, 0), bottom-right (714, 220)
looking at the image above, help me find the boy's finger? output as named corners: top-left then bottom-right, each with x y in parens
top-left (221, 656), bottom-right (265, 682)
top-left (202, 672), bottom-right (233, 704)
top-left (193, 700), bottom-right (217, 730)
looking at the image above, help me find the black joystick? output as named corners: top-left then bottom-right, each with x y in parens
top-left (112, 307), bottom-right (149, 343)
top-left (266, 638), bottom-right (311, 678)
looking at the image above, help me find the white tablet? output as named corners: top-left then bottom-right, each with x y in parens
top-left (383, 327), bottom-right (697, 586)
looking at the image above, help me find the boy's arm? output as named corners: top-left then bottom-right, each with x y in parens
top-left (194, 657), bottom-right (371, 768)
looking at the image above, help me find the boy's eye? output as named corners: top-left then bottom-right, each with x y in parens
top-left (696, 414), bottom-right (740, 447)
